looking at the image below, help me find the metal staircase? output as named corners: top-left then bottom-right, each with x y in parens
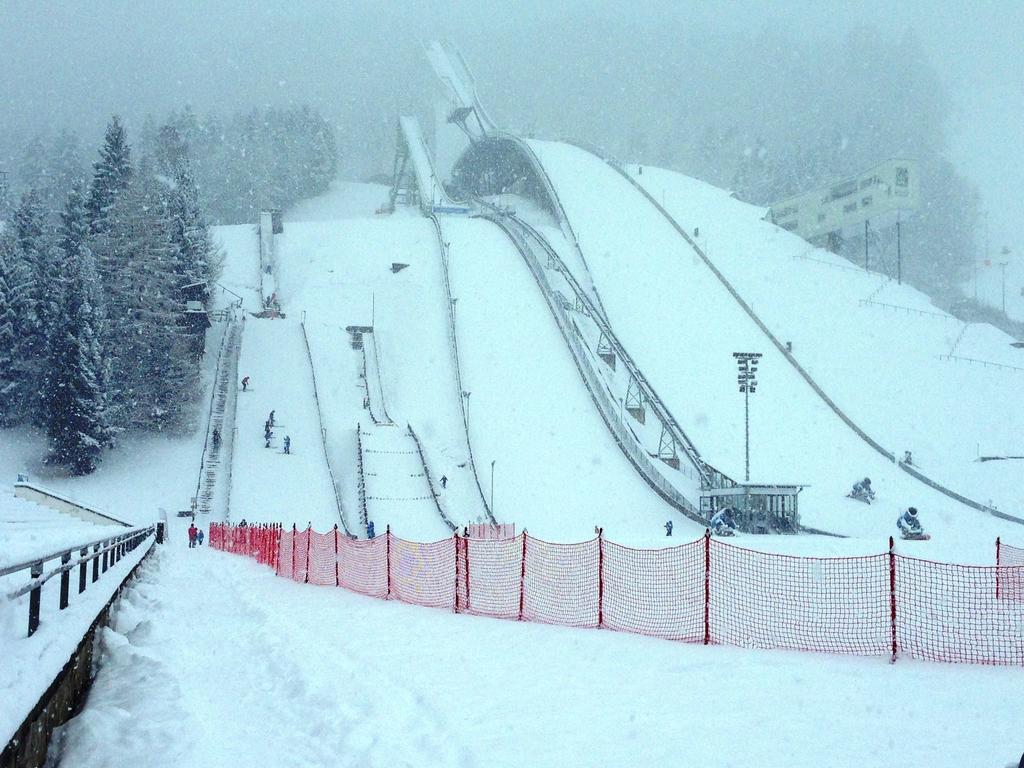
top-left (195, 318), bottom-right (243, 517)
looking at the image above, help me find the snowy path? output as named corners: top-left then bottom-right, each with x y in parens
top-left (56, 538), bottom-right (1024, 768)
top-left (231, 319), bottom-right (338, 528)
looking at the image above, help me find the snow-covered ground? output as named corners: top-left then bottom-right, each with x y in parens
top-left (1, 528), bottom-right (153, 750)
top-left (626, 163), bottom-right (1022, 512)
top-left (231, 319), bottom-right (339, 529)
top-left (518, 140), bottom-right (1022, 563)
top-left (5, 160), bottom-right (1022, 767)
top-left (53, 542), bottom-right (1024, 768)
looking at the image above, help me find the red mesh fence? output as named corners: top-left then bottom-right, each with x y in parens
top-left (389, 535), bottom-right (456, 609)
top-left (522, 536), bottom-right (599, 627)
top-left (997, 539), bottom-right (1024, 603)
top-left (897, 555), bottom-right (1023, 664)
top-left (710, 543), bottom-right (891, 656)
top-left (602, 538), bottom-right (704, 641)
top-left (337, 536), bottom-right (388, 598)
top-left (210, 524), bottom-right (1024, 666)
top-left (458, 534), bottom-right (523, 620)
top-left (1000, 540), bottom-right (1024, 567)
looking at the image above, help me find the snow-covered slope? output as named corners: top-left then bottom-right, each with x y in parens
top-left (54, 543), bottom-right (1024, 768)
top-left (627, 164), bottom-right (1022, 512)
top-left (521, 140), bottom-right (1020, 561)
top-left (230, 319), bottom-right (338, 528)
top-left (443, 216), bottom-right (704, 542)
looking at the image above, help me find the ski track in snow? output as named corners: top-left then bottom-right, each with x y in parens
top-left (58, 541), bottom-right (476, 768)
top-left (55, 534), bottom-right (1024, 768)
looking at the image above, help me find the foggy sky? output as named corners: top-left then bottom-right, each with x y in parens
top-left (1, 0), bottom-right (1020, 250)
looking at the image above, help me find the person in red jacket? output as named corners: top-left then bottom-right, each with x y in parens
top-left (188, 523), bottom-right (198, 549)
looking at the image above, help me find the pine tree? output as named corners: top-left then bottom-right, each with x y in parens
top-left (43, 186), bottom-right (111, 474)
top-left (106, 167), bottom-right (200, 433)
top-left (86, 116), bottom-right (132, 235)
top-left (11, 191), bottom-right (57, 425)
top-left (0, 231), bottom-right (32, 425)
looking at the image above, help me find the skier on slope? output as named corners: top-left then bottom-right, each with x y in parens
top-left (241, 376), bottom-right (250, 391)
top-left (440, 475), bottom-right (448, 489)
top-left (269, 410), bottom-right (275, 427)
top-left (664, 520), bottom-right (673, 537)
top-left (284, 436), bottom-right (291, 454)
top-left (848, 477), bottom-right (875, 504)
top-left (897, 507), bottom-right (927, 540)
top-left (710, 507), bottom-right (738, 537)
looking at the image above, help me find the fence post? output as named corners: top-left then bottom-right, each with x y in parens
top-left (334, 524), bottom-right (340, 587)
top-left (28, 561), bottom-right (43, 637)
top-left (92, 543), bottom-right (100, 583)
top-left (464, 530), bottom-right (471, 613)
top-left (703, 529), bottom-right (711, 646)
top-left (304, 525), bottom-right (312, 584)
top-left (291, 523), bottom-right (297, 580)
top-left (453, 532), bottom-right (460, 613)
top-left (996, 536), bottom-right (1001, 600)
top-left (102, 540), bottom-right (109, 573)
top-left (78, 546), bottom-right (88, 593)
top-left (59, 552), bottom-right (71, 610)
top-left (518, 531), bottom-right (527, 621)
top-left (889, 536), bottom-right (897, 663)
top-left (597, 528), bottom-right (604, 628)
top-left (386, 525), bottom-right (392, 598)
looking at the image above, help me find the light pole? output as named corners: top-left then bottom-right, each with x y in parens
top-left (733, 352), bottom-right (763, 482)
top-left (999, 247), bottom-right (1011, 315)
top-left (490, 460), bottom-right (496, 514)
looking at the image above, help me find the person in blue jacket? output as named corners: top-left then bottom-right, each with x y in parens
top-left (897, 507), bottom-right (924, 538)
top-left (710, 507), bottom-right (737, 536)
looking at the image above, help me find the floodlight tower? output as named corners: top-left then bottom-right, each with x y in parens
top-left (733, 352), bottom-right (763, 482)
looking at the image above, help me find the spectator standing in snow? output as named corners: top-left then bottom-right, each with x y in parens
top-left (284, 436), bottom-right (291, 454)
top-left (241, 376), bottom-right (250, 391)
top-left (197, 529), bottom-right (205, 546)
top-left (440, 475), bottom-right (448, 489)
top-left (665, 520), bottom-right (673, 536)
top-left (188, 523), bottom-right (198, 548)
top-left (367, 521), bottom-right (376, 539)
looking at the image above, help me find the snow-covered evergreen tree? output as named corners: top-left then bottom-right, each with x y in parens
top-left (86, 116), bottom-right (132, 235)
top-left (106, 164), bottom-right (200, 433)
top-left (43, 186), bottom-right (111, 474)
top-left (11, 191), bottom-right (58, 425)
top-left (0, 231), bottom-right (32, 425)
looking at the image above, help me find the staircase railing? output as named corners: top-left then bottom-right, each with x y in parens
top-left (355, 423), bottom-right (369, 534)
top-left (195, 315), bottom-right (242, 516)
